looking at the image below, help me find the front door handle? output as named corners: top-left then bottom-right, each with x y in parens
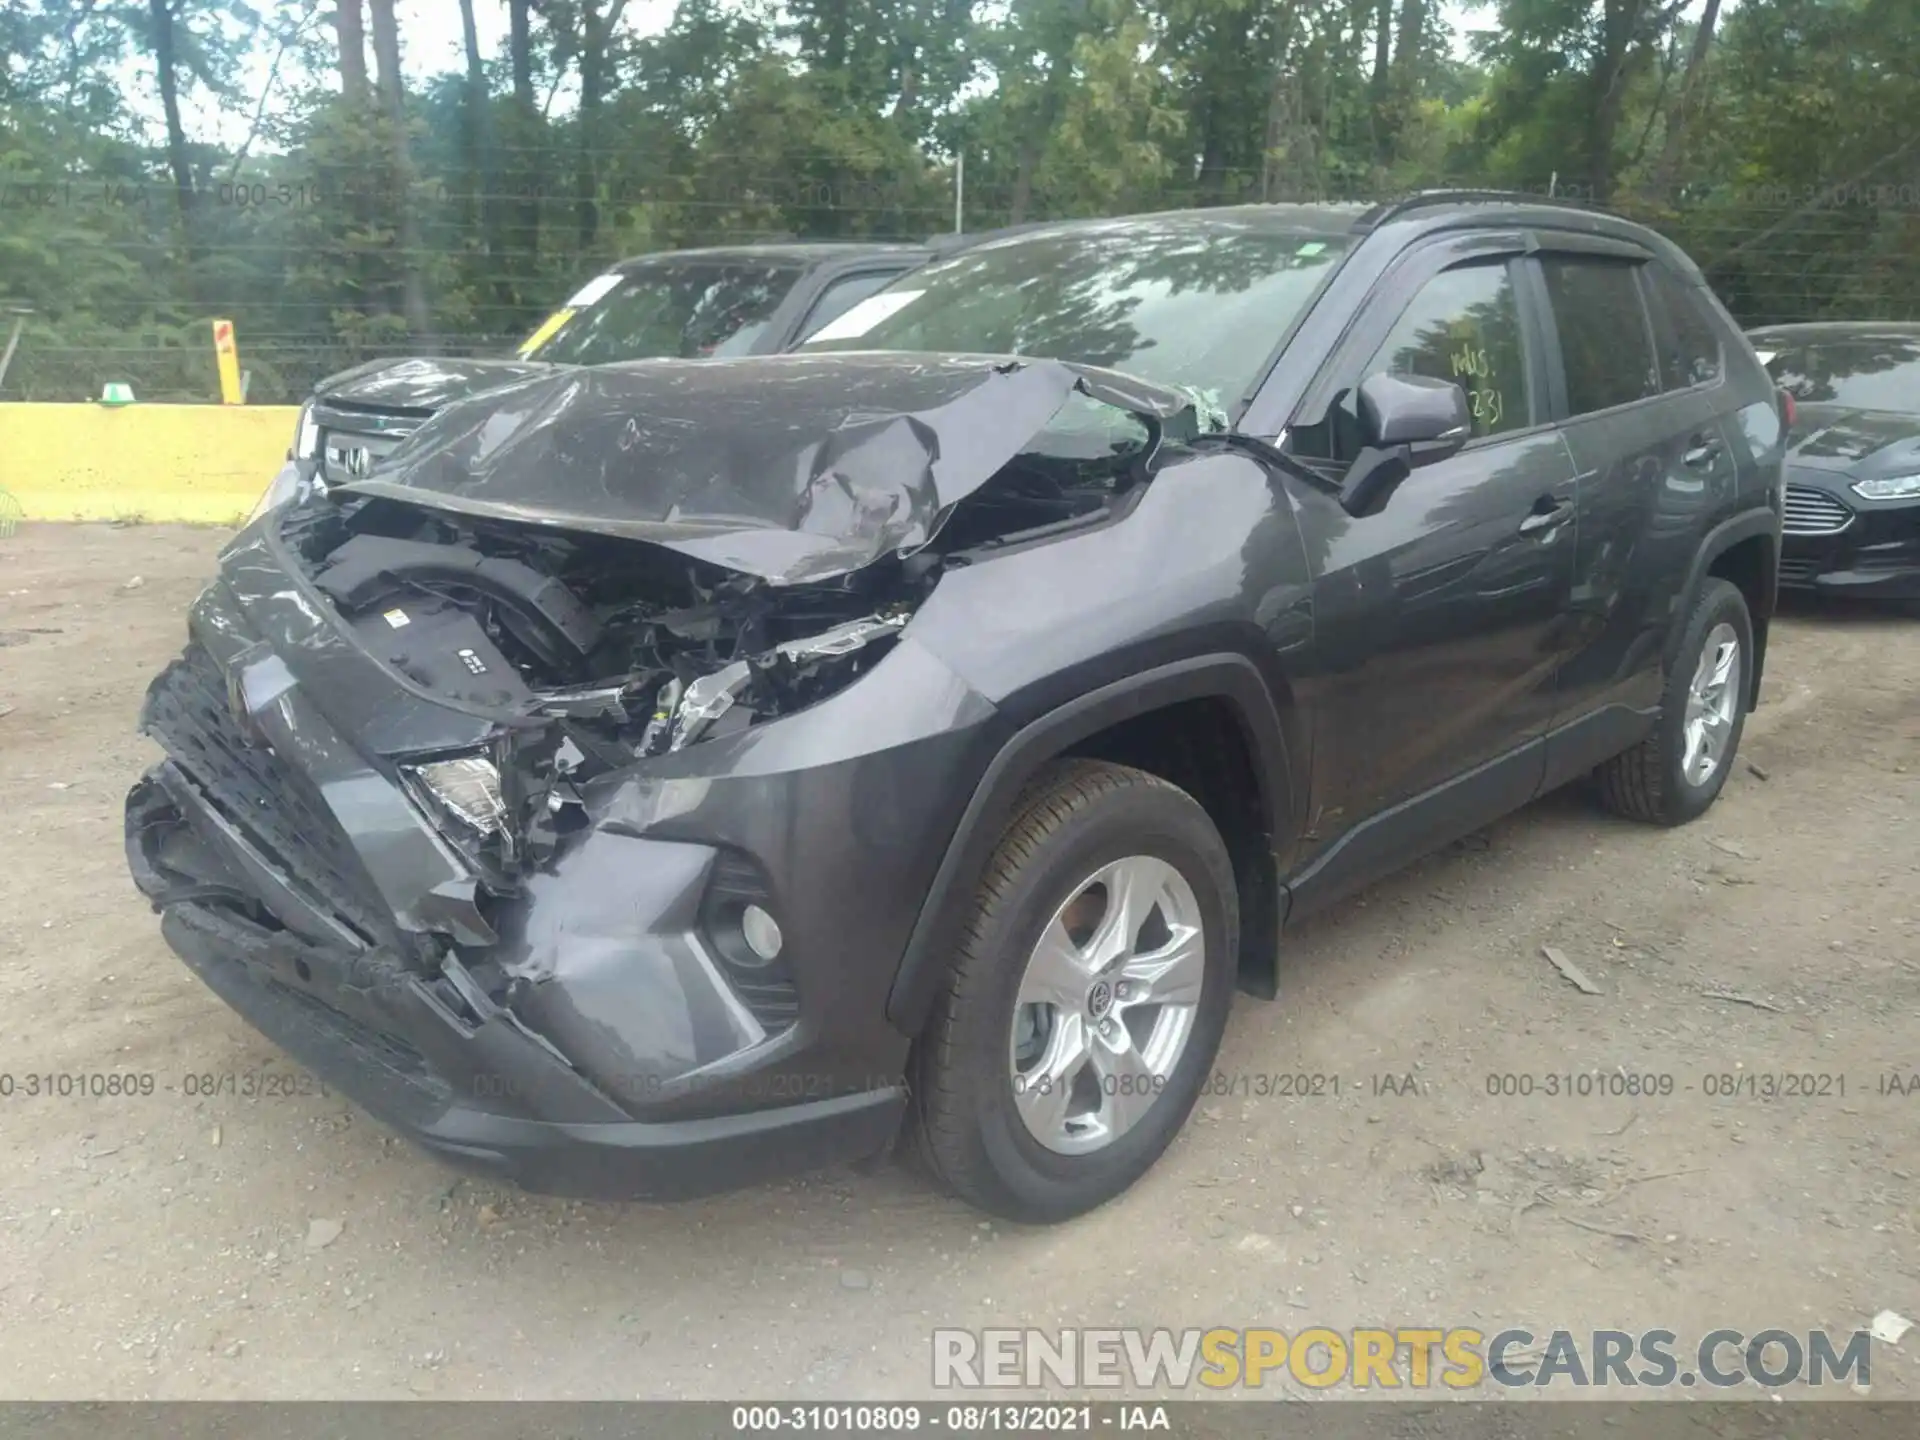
top-left (1518, 496), bottom-right (1575, 536)
top-left (1684, 434), bottom-right (1723, 469)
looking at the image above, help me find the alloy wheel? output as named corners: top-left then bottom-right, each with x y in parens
top-left (1682, 621), bottom-right (1742, 786)
top-left (1007, 854), bottom-right (1206, 1156)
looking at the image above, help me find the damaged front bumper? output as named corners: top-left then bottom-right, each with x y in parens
top-left (135, 868), bottom-right (903, 1197)
top-left (123, 561), bottom-right (989, 1199)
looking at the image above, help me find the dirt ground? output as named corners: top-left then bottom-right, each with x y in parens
top-left (1, 522), bottom-right (1916, 1402)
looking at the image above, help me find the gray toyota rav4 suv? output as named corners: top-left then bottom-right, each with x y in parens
top-left (126, 194), bottom-right (1786, 1222)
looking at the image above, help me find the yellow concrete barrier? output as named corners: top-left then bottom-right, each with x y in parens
top-left (0, 403), bottom-right (299, 523)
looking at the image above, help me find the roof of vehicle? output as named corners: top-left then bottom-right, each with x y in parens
top-left (622, 194), bottom-right (1687, 273)
top-left (941, 205), bottom-right (1373, 255)
top-left (1746, 321), bottom-right (1920, 341)
top-left (1348, 190), bottom-right (1710, 268)
top-left (612, 242), bottom-right (932, 271)
top-left (916, 193), bottom-right (1696, 267)
top-left (1350, 189), bottom-right (1609, 229)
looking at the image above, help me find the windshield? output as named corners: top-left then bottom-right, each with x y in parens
top-left (1763, 336), bottom-right (1920, 413)
top-left (799, 217), bottom-right (1350, 410)
top-left (523, 260), bottom-right (803, 364)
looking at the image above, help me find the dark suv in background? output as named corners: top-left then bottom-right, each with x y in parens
top-left (263, 242), bottom-right (938, 507)
top-left (1749, 322), bottom-right (1920, 599)
top-left (128, 194), bottom-right (1784, 1223)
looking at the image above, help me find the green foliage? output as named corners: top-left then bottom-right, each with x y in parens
top-left (0, 0), bottom-right (1915, 402)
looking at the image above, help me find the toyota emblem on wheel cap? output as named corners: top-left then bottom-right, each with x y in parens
top-left (1087, 979), bottom-right (1113, 1018)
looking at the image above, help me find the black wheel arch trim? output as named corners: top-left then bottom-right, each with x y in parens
top-left (1684, 507), bottom-right (1780, 711)
top-left (885, 653), bottom-right (1295, 1035)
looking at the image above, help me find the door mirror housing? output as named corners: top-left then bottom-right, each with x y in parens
top-left (1359, 371), bottom-right (1473, 450)
top-left (1340, 372), bottom-right (1474, 516)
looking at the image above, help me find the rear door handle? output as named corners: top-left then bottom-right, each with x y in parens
top-left (1518, 496), bottom-right (1575, 536)
top-left (1684, 433), bottom-right (1723, 469)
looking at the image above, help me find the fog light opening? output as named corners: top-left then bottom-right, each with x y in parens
top-left (740, 904), bottom-right (784, 964)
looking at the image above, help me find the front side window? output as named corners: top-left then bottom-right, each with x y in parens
top-left (1362, 261), bottom-right (1529, 440)
top-left (1541, 256), bottom-right (1660, 416)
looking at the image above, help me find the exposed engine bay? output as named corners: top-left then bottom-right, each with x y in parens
top-left (285, 501), bottom-right (908, 744)
top-left (251, 353), bottom-right (1207, 879)
top-left (276, 428), bottom-right (1162, 875)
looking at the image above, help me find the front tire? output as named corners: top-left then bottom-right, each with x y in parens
top-left (911, 760), bottom-right (1238, 1223)
top-left (1597, 577), bottom-right (1753, 825)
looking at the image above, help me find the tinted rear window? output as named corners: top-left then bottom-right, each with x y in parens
top-left (1541, 257), bottom-right (1660, 416)
top-left (1645, 267), bottom-right (1723, 390)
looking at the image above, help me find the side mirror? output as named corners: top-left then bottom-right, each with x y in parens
top-left (1340, 372), bottom-right (1474, 517)
top-left (1359, 371), bottom-right (1472, 450)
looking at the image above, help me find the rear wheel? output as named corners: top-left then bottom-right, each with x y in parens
top-left (911, 760), bottom-right (1237, 1223)
top-left (1597, 577), bottom-right (1753, 825)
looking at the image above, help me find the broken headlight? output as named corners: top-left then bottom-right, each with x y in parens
top-left (247, 460), bottom-right (308, 524)
top-left (406, 755), bottom-right (508, 835)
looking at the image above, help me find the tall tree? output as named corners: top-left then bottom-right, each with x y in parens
top-left (508, 0), bottom-right (536, 106)
top-left (1469, 0), bottom-right (1693, 201)
top-left (144, 0), bottom-right (198, 258)
top-left (1259, 4), bottom-right (1306, 200)
top-left (1651, 0), bottom-right (1722, 195)
top-left (575, 0), bottom-right (632, 252)
top-left (457, 0), bottom-right (493, 241)
top-left (1378, 0), bottom-right (1424, 166)
top-left (997, 0), bottom-right (1092, 223)
top-left (1587, 0), bottom-right (1652, 201)
top-left (335, 0), bottom-right (370, 100)
top-left (504, 0), bottom-right (541, 298)
top-left (1391, 0), bottom-right (1422, 89)
top-left (1368, 0), bottom-right (1394, 158)
top-left (367, 0), bottom-right (432, 335)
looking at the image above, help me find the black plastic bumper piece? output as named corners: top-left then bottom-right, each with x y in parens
top-left (1780, 504), bottom-right (1920, 599)
top-left (160, 902), bottom-right (906, 1199)
top-left (128, 763), bottom-right (907, 1202)
top-left (1781, 563), bottom-right (1920, 600)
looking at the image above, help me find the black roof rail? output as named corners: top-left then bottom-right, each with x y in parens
top-left (1351, 189), bottom-right (1597, 232)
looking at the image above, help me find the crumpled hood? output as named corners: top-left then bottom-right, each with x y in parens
top-left (337, 352), bottom-right (1194, 585)
top-left (1785, 404), bottom-right (1920, 475)
top-left (317, 355), bottom-right (568, 413)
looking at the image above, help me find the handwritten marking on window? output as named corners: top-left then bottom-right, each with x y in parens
top-left (1450, 343), bottom-right (1492, 380)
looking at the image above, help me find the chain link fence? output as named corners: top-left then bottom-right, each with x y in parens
top-left (3, 178), bottom-right (1916, 404)
top-left (0, 332), bottom-right (521, 405)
